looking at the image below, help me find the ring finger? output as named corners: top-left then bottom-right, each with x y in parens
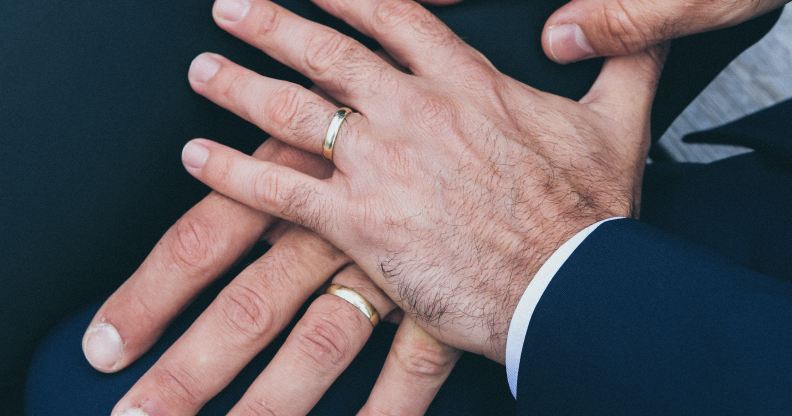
top-left (188, 53), bottom-right (367, 169)
top-left (229, 265), bottom-right (395, 415)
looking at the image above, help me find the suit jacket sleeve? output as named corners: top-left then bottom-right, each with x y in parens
top-left (515, 218), bottom-right (792, 415)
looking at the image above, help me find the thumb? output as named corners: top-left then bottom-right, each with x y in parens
top-left (542, 0), bottom-right (785, 64)
top-left (581, 45), bottom-right (668, 146)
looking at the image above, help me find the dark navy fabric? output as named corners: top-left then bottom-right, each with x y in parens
top-left (4, 0), bottom-right (783, 414)
top-left (684, 99), bottom-right (792, 163)
top-left (517, 100), bottom-right (792, 416)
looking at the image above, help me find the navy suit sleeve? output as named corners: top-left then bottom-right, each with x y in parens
top-left (515, 219), bottom-right (792, 416)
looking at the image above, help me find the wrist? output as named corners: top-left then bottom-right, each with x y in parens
top-left (491, 216), bottom-right (620, 364)
top-left (484, 218), bottom-right (587, 363)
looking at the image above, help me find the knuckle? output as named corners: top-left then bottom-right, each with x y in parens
top-left (246, 245), bottom-right (299, 287)
top-left (374, 0), bottom-right (455, 48)
top-left (304, 31), bottom-right (353, 76)
top-left (222, 71), bottom-right (274, 126)
top-left (455, 59), bottom-right (499, 90)
top-left (215, 156), bottom-right (236, 188)
top-left (280, 183), bottom-right (323, 231)
top-left (252, 169), bottom-right (281, 210)
top-left (267, 85), bottom-right (305, 135)
top-left (167, 215), bottom-right (217, 272)
top-left (150, 364), bottom-right (204, 408)
top-left (410, 92), bottom-right (458, 133)
top-left (393, 339), bottom-right (456, 379)
top-left (218, 283), bottom-right (276, 341)
top-left (238, 398), bottom-right (279, 416)
top-left (253, 3), bottom-right (280, 38)
top-left (373, 0), bottom-right (416, 31)
top-left (294, 305), bottom-right (359, 369)
top-left (124, 292), bottom-right (159, 330)
top-left (360, 406), bottom-right (400, 416)
top-left (221, 71), bottom-right (252, 109)
top-left (600, 0), bottom-right (660, 53)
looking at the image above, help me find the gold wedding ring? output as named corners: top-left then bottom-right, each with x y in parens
top-left (324, 283), bottom-right (380, 327)
top-left (322, 107), bottom-right (353, 161)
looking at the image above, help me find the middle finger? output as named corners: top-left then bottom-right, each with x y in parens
top-left (212, 0), bottom-right (404, 108)
top-left (188, 53), bottom-right (368, 167)
top-left (112, 228), bottom-right (348, 415)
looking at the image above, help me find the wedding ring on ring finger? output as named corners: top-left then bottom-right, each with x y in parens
top-left (322, 107), bottom-right (353, 162)
top-left (324, 283), bottom-right (380, 327)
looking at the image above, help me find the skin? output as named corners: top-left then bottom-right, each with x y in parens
top-left (90, 0), bottom-right (792, 414)
top-left (88, 135), bottom-right (461, 415)
top-left (178, 0), bottom-right (664, 370)
top-left (85, 2), bottom-right (464, 416)
top-left (542, 0), bottom-right (790, 63)
top-left (86, 115), bottom-right (461, 414)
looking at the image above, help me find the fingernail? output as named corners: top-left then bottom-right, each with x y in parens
top-left (189, 54), bottom-right (221, 84)
top-left (83, 323), bottom-right (123, 372)
top-left (214, 0), bottom-right (250, 22)
top-left (547, 24), bottom-right (595, 64)
top-left (115, 408), bottom-right (149, 416)
top-left (182, 141), bottom-right (209, 170)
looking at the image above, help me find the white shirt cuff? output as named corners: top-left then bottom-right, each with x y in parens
top-left (505, 217), bottom-right (621, 398)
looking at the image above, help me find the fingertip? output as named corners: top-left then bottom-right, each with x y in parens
top-left (182, 139), bottom-right (211, 172)
top-left (113, 408), bottom-right (150, 416)
top-left (544, 23), bottom-right (595, 64)
top-left (540, 22), bottom-right (559, 63)
top-left (213, 0), bottom-right (251, 24)
top-left (82, 322), bottom-right (124, 373)
top-left (543, 1), bottom-right (603, 64)
top-left (188, 53), bottom-right (222, 87)
top-left (418, 0), bottom-right (463, 4)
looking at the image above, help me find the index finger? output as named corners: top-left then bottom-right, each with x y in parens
top-left (82, 140), bottom-right (328, 372)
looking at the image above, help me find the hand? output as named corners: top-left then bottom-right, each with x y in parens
top-left (85, 135), bottom-right (460, 415)
top-left (180, 0), bottom-right (665, 363)
top-left (542, 0), bottom-right (789, 63)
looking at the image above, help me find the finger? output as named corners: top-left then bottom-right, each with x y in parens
top-left (211, 0), bottom-right (404, 107)
top-left (188, 53), bottom-right (366, 168)
top-left (419, 0), bottom-right (463, 4)
top-left (229, 265), bottom-right (396, 416)
top-left (82, 139), bottom-right (327, 373)
top-left (581, 46), bottom-right (667, 129)
top-left (112, 228), bottom-right (349, 415)
top-left (542, 0), bottom-right (786, 63)
top-left (384, 308), bottom-right (404, 325)
top-left (310, 0), bottom-right (480, 76)
top-left (361, 317), bottom-right (461, 416)
top-left (261, 219), bottom-right (292, 245)
top-left (182, 138), bottom-right (342, 236)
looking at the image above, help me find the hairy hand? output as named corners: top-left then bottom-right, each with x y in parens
top-left (180, 0), bottom-right (666, 364)
top-left (542, 0), bottom-right (789, 63)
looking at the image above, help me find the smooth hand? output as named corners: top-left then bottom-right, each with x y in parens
top-left (542, 0), bottom-right (789, 63)
top-left (181, 0), bottom-right (665, 364)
